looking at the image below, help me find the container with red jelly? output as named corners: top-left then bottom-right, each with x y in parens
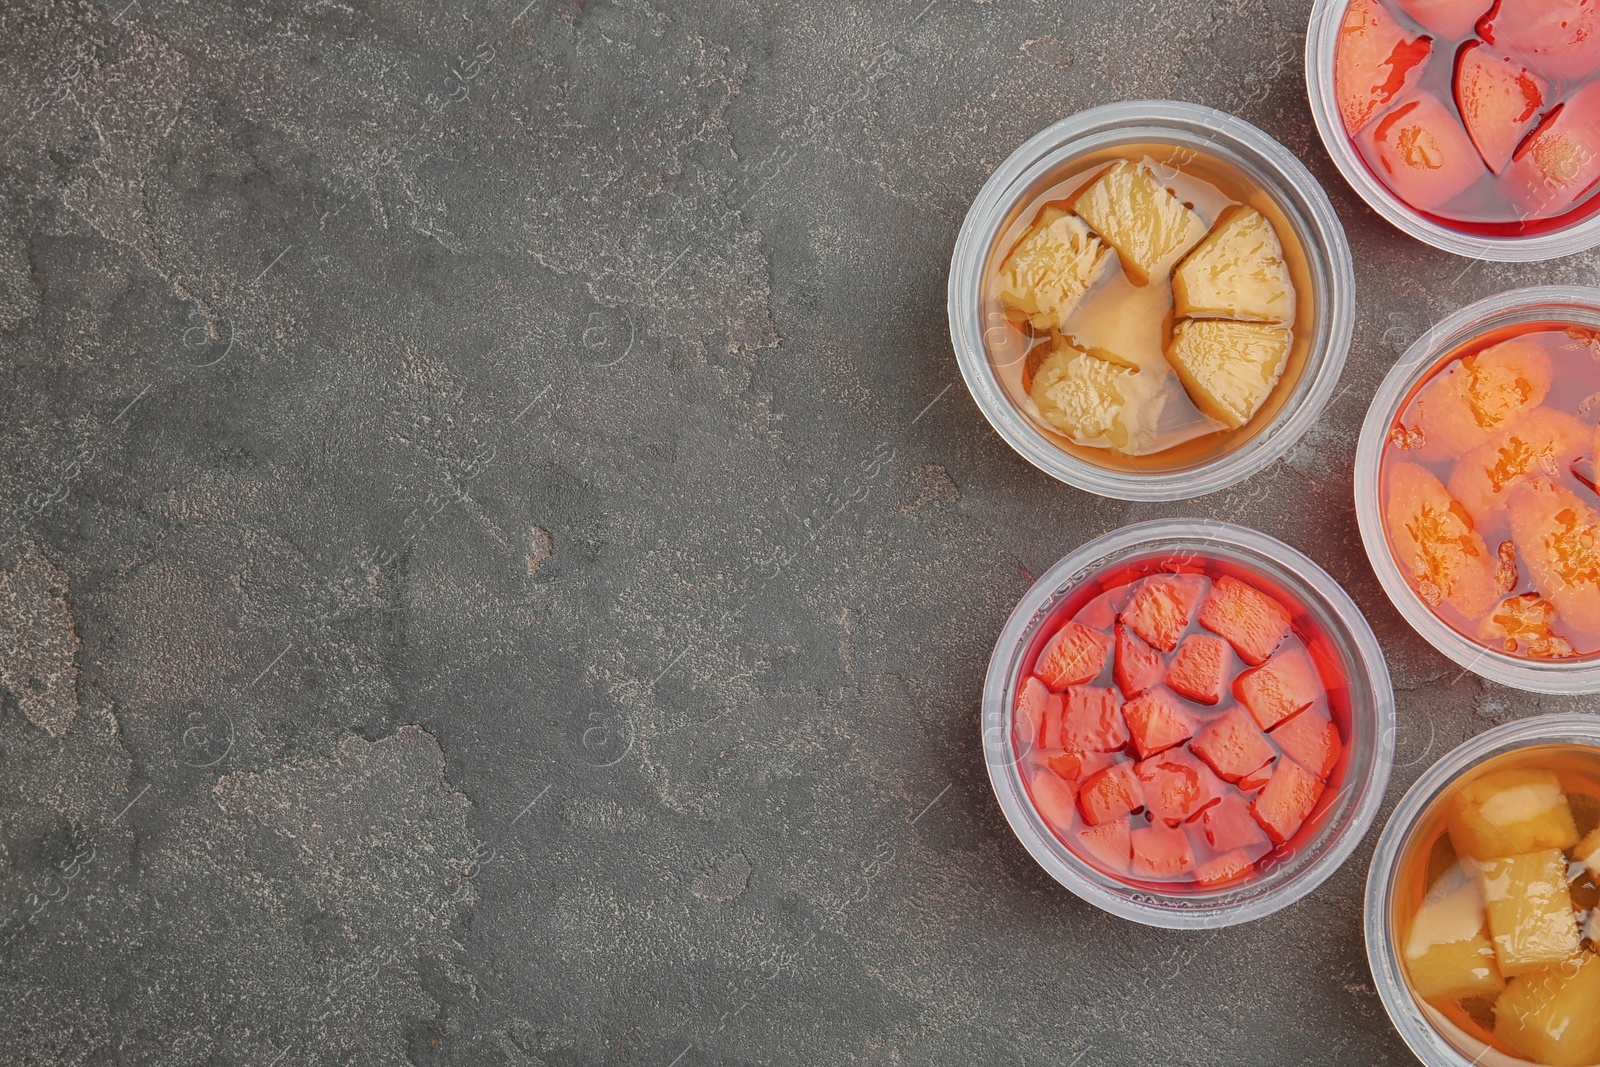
top-left (982, 519), bottom-right (1395, 927)
top-left (1307, 0), bottom-right (1600, 259)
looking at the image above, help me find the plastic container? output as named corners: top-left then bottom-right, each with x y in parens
top-left (947, 100), bottom-right (1356, 501)
top-left (1365, 714), bottom-right (1600, 1067)
top-left (1305, 0), bottom-right (1600, 262)
top-left (981, 519), bottom-right (1395, 927)
top-left (1354, 285), bottom-right (1600, 695)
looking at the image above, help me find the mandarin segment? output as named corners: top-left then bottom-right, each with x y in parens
top-left (1385, 461), bottom-right (1500, 619)
top-left (1476, 593), bottom-right (1577, 659)
top-left (1506, 478), bottom-right (1600, 640)
top-left (1447, 408), bottom-right (1588, 529)
top-left (1413, 340), bottom-right (1552, 459)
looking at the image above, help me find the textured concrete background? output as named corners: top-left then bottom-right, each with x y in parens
top-left (1, 0), bottom-right (1598, 1064)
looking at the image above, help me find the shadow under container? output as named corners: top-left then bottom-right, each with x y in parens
top-left (981, 519), bottom-right (1396, 928)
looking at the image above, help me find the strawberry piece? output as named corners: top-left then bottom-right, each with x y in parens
top-left (1200, 792), bottom-right (1271, 854)
top-left (1034, 621), bottom-right (1113, 690)
top-left (1477, 0), bottom-right (1600, 82)
top-left (1362, 90), bottom-right (1491, 212)
top-left (1122, 688), bottom-right (1198, 759)
top-left (1398, 0), bottom-right (1492, 38)
top-left (1190, 707), bottom-right (1278, 784)
top-left (1114, 621), bottom-right (1164, 697)
top-left (1060, 685), bottom-right (1128, 753)
top-left (1504, 80), bottom-right (1600, 220)
top-left (1164, 633), bottom-right (1230, 705)
top-left (1135, 749), bottom-right (1224, 828)
top-left (1130, 826), bottom-right (1196, 879)
top-left (1030, 770), bottom-right (1078, 831)
top-left (1075, 817), bottom-right (1132, 873)
top-left (1454, 41), bottom-right (1552, 174)
top-left (1197, 575), bottom-right (1292, 666)
top-left (1047, 749), bottom-right (1117, 784)
top-left (1336, 0), bottom-right (1434, 135)
top-left (1235, 648), bottom-right (1324, 730)
top-left (1121, 574), bottom-right (1207, 652)
top-left (1078, 762), bottom-right (1144, 825)
top-left (1270, 710), bottom-right (1343, 781)
top-left (1195, 848), bottom-right (1256, 887)
top-left (1016, 676), bottom-right (1060, 751)
top-left (1250, 758), bottom-right (1326, 846)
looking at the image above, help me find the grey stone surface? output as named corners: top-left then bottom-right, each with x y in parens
top-left (1, 0), bottom-right (1597, 1064)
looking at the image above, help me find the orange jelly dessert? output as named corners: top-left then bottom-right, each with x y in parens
top-left (1391, 744), bottom-right (1600, 1065)
top-left (1333, 0), bottom-right (1600, 234)
top-left (981, 145), bottom-right (1315, 471)
top-left (1012, 558), bottom-right (1350, 890)
top-left (1379, 321), bottom-right (1600, 659)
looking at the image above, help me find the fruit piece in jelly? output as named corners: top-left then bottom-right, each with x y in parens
top-left (1477, 0), bottom-right (1600, 82)
top-left (1336, 0), bottom-right (1434, 135)
top-left (1034, 621), bottom-right (1112, 690)
top-left (1166, 320), bottom-right (1291, 430)
top-left (1398, 0), bottom-right (1493, 38)
top-left (1198, 575), bottom-right (1291, 666)
top-left (1506, 478), bottom-right (1600, 639)
top-left (1454, 41), bottom-right (1552, 175)
top-left (1362, 91), bottom-right (1490, 213)
top-left (1165, 633), bottom-right (1229, 705)
top-left (1269, 709), bottom-right (1342, 781)
top-left (1079, 762), bottom-right (1145, 825)
top-left (1060, 685), bottom-right (1128, 753)
top-left (1578, 827), bottom-right (1600, 873)
top-left (1201, 792), bottom-right (1271, 854)
top-left (1030, 769), bottom-right (1079, 830)
top-left (1412, 339), bottom-right (1551, 459)
top-left (1493, 951), bottom-right (1600, 1067)
top-left (1029, 341), bottom-right (1164, 452)
top-left (1250, 758), bottom-right (1325, 846)
top-left (1403, 866), bottom-right (1505, 1002)
top-left (1130, 825), bottom-right (1196, 879)
top-left (1385, 461), bottom-right (1499, 619)
top-left (1447, 766), bottom-right (1579, 861)
top-left (1114, 621), bottom-right (1164, 697)
top-left (1504, 80), bottom-right (1600, 221)
top-left (994, 206), bottom-right (1116, 332)
top-left (1076, 817), bottom-right (1132, 873)
top-left (1047, 749), bottom-right (1116, 784)
top-left (1446, 407), bottom-right (1587, 528)
top-left (1480, 848), bottom-right (1581, 975)
top-left (1122, 688), bottom-right (1198, 759)
top-left (1477, 593), bottom-right (1577, 658)
top-left (1195, 849), bottom-right (1256, 887)
top-left (1235, 647), bottom-right (1323, 729)
top-left (1191, 707), bottom-right (1277, 783)
top-left (1123, 573), bottom-right (1207, 652)
top-left (1016, 676), bottom-right (1061, 750)
top-left (1072, 160), bottom-right (1207, 286)
top-left (1135, 748), bottom-right (1223, 827)
top-left (1171, 207), bottom-right (1295, 324)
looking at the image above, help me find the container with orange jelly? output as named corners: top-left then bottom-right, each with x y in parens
top-left (1357, 286), bottom-right (1600, 693)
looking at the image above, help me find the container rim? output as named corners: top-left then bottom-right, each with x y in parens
top-left (981, 517), bottom-right (1396, 928)
top-left (1304, 0), bottom-right (1600, 262)
top-left (1364, 714), bottom-right (1600, 1067)
top-left (947, 99), bottom-right (1356, 501)
top-left (1353, 285), bottom-right (1600, 694)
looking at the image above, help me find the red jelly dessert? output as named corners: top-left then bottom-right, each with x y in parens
top-left (1379, 320), bottom-right (1600, 659)
top-left (1333, 0), bottom-right (1600, 233)
top-left (1012, 558), bottom-right (1350, 890)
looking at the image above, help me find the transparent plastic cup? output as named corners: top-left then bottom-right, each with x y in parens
top-left (1305, 0), bottom-right (1600, 262)
top-left (947, 100), bottom-right (1356, 501)
top-left (1354, 285), bottom-right (1600, 695)
top-left (981, 519), bottom-right (1396, 928)
top-left (1365, 714), bottom-right (1600, 1067)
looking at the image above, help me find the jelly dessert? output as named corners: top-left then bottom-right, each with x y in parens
top-left (1012, 559), bottom-right (1350, 890)
top-left (981, 144), bottom-right (1315, 472)
top-left (1391, 744), bottom-right (1600, 1066)
top-left (1333, 0), bottom-right (1600, 234)
top-left (1378, 321), bottom-right (1600, 659)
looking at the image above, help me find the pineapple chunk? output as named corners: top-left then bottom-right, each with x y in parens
top-left (1073, 161), bottom-right (1207, 286)
top-left (1480, 849), bottom-right (1582, 976)
top-left (1403, 865), bottom-right (1506, 1002)
top-left (1447, 767), bottom-right (1581, 861)
top-left (1172, 207), bottom-right (1296, 323)
top-left (1166, 320), bottom-right (1290, 430)
top-left (1029, 341), bottom-right (1163, 452)
top-left (994, 207), bottom-right (1115, 332)
top-left (1576, 827), bottom-right (1600, 874)
top-left (1494, 953), bottom-right (1600, 1067)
